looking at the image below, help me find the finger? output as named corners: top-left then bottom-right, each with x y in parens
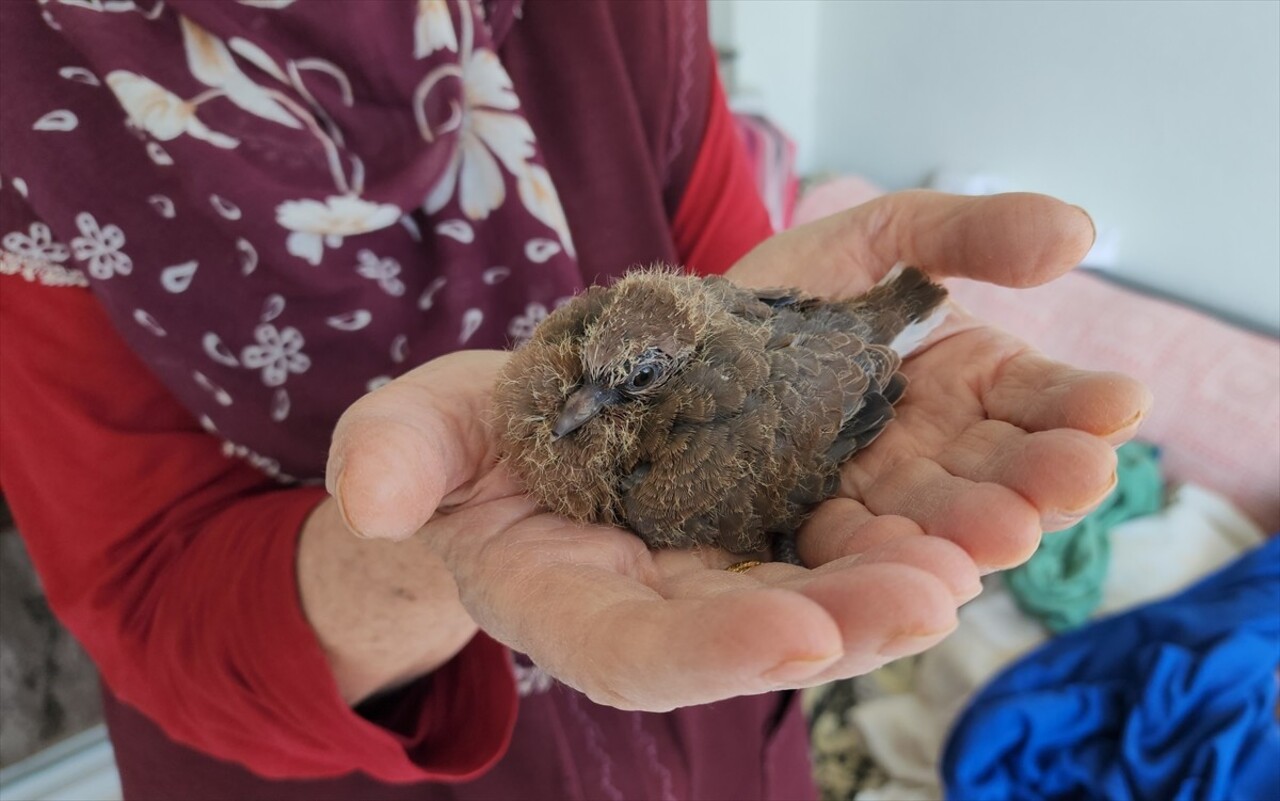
top-left (935, 419), bottom-right (1119, 530)
top-left (729, 190), bottom-right (1095, 297)
top-left (791, 561), bottom-right (959, 681)
top-left (326, 350), bottom-right (509, 540)
top-left (797, 500), bottom-right (980, 601)
top-left (798, 499), bottom-right (922, 564)
top-left (846, 456), bottom-right (1042, 571)
top-left (984, 350), bottom-right (1153, 443)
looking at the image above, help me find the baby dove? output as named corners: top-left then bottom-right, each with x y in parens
top-left (494, 266), bottom-right (948, 563)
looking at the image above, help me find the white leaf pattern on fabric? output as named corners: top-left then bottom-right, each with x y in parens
top-left (390, 334), bottom-right (409, 363)
top-left (180, 17), bottom-right (302, 129)
top-left (459, 307), bottom-right (483, 344)
top-left (11, 177), bottom-right (29, 198)
top-left (326, 310), bottom-right (372, 331)
top-left (399, 215), bottom-right (423, 242)
top-left (33, 110), bottom-right (79, 131)
top-left (236, 237), bottom-right (258, 275)
top-left (202, 332), bottom-right (240, 366)
top-left (58, 66), bottom-right (101, 86)
top-left (524, 237), bottom-right (561, 264)
top-left (193, 369), bottom-right (233, 406)
top-left (146, 141), bottom-right (174, 165)
top-left (271, 387), bottom-right (290, 422)
top-left (261, 293), bottom-right (286, 322)
top-left (517, 163), bottom-right (576, 259)
top-left (70, 212), bottom-right (131, 279)
top-left (133, 308), bottom-right (167, 336)
top-left (147, 194), bottom-right (176, 218)
top-left (240, 323), bottom-right (310, 387)
top-left (226, 37), bottom-right (288, 83)
top-left (435, 219), bottom-right (474, 243)
top-left (3, 222), bottom-right (70, 263)
top-left (413, 0), bottom-right (457, 59)
top-left (481, 265), bottom-right (509, 284)
top-left (418, 276), bottom-right (447, 310)
top-left (354, 249), bottom-right (405, 296)
top-left (160, 260), bottom-right (198, 293)
top-left (56, 1), bottom-right (107, 13)
top-left (236, 0), bottom-right (296, 8)
top-left (106, 71), bottom-right (240, 148)
top-left (210, 194), bottom-right (242, 220)
top-left (366, 375), bottom-right (392, 392)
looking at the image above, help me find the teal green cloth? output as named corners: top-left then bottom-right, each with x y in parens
top-left (1006, 442), bottom-right (1164, 632)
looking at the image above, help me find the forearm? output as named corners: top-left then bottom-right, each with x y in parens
top-left (297, 497), bottom-right (479, 705)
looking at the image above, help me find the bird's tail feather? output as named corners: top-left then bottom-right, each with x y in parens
top-left (854, 264), bottom-right (949, 357)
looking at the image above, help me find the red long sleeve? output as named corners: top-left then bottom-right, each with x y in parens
top-left (0, 60), bottom-right (772, 782)
top-left (0, 271), bottom-right (517, 782)
top-left (674, 75), bottom-right (777, 276)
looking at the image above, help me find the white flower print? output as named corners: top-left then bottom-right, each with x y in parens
top-left (0, 252), bottom-right (88, 288)
top-left (513, 661), bottom-right (554, 697)
top-left (422, 50), bottom-right (533, 220)
top-left (3, 222), bottom-right (70, 263)
top-left (70, 212), bottom-right (132, 279)
top-left (354, 249), bottom-right (406, 296)
top-left (221, 440), bottom-right (294, 483)
top-left (419, 44), bottom-right (576, 257)
top-left (240, 323), bottom-right (311, 387)
top-left (106, 71), bottom-right (240, 149)
top-left (508, 302), bottom-right (549, 347)
top-left (276, 195), bottom-right (403, 265)
top-left (414, 0), bottom-right (458, 58)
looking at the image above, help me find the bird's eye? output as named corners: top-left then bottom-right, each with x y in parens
top-left (625, 363), bottom-right (661, 391)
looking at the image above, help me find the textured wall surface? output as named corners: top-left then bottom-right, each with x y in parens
top-left (0, 503), bottom-right (102, 768)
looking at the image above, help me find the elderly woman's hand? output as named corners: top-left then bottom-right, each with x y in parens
top-left (325, 191), bottom-right (1151, 710)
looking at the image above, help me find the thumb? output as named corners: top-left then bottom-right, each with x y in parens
top-left (326, 350), bottom-right (509, 540)
top-left (729, 190), bottom-right (1096, 297)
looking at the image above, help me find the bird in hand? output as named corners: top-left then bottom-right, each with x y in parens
top-left (494, 265), bottom-right (948, 563)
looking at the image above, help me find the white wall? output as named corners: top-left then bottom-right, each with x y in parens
top-left (710, 0), bottom-right (824, 174)
top-left (717, 0), bottom-right (1280, 332)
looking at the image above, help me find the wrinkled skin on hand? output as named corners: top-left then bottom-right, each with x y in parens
top-left (326, 191), bottom-right (1151, 711)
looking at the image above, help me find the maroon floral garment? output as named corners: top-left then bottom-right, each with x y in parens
top-left (0, 1), bottom-right (817, 799)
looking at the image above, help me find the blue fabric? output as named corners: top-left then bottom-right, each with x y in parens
top-left (943, 536), bottom-right (1280, 801)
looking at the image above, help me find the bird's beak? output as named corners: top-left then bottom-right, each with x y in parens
top-left (552, 384), bottom-right (616, 440)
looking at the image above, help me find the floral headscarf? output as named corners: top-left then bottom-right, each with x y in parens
top-left (0, 0), bottom-right (586, 480)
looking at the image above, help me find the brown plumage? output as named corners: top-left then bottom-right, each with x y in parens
top-left (493, 266), bottom-right (948, 562)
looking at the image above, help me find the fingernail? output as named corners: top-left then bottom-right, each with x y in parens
top-left (332, 470), bottom-right (370, 539)
top-left (1045, 470), bottom-right (1118, 530)
top-left (1102, 408), bottom-right (1146, 438)
top-left (761, 652), bottom-right (841, 685)
top-left (956, 579), bottom-right (984, 604)
top-left (877, 629), bottom-right (949, 660)
top-left (1072, 205), bottom-right (1097, 249)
